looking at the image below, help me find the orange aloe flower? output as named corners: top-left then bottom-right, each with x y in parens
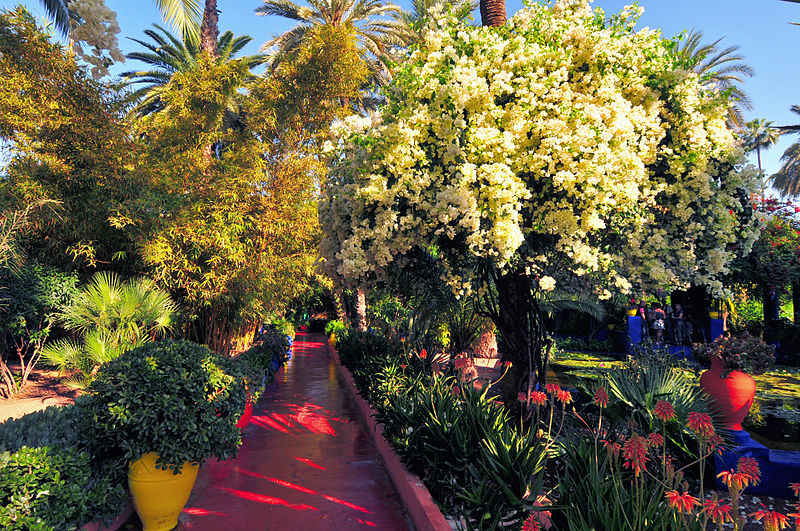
top-left (751, 507), bottom-right (790, 531)
top-left (593, 387), bottom-right (609, 408)
top-left (521, 514), bottom-right (540, 531)
top-left (647, 432), bottom-right (664, 447)
top-left (654, 400), bottom-right (676, 421)
top-left (737, 456), bottom-right (761, 484)
top-left (702, 497), bottom-right (733, 525)
top-left (545, 383), bottom-right (560, 395)
top-left (687, 411), bottom-right (715, 438)
top-left (602, 439), bottom-right (621, 459)
top-left (530, 391), bottom-right (547, 406)
top-left (790, 483), bottom-right (800, 497)
top-left (418, 349), bottom-right (427, 359)
top-left (556, 389), bottom-right (573, 405)
top-left (622, 434), bottom-right (649, 477)
top-left (518, 392), bottom-right (528, 403)
top-left (718, 469), bottom-right (754, 491)
top-left (665, 490), bottom-right (699, 514)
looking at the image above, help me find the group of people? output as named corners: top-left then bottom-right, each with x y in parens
top-left (636, 302), bottom-right (694, 345)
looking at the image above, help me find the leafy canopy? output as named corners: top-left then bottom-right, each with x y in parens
top-left (320, 0), bottom-right (760, 300)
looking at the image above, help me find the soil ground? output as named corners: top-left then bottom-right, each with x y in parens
top-left (0, 367), bottom-right (79, 423)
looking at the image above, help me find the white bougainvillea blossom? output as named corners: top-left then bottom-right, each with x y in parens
top-left (69, 0), bottom-right (124, 80)
top-left (320, 0), bottom-right (759, 297)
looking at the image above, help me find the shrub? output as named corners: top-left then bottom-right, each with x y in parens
top-left (0, 406), bottom-right (80, 452)
top-left (693, 332), bottom-right (775, 376)
top-left (377, 378), bottom-right (546, 529)
top-left (0, 446), bottom-right (124, 531)
top-left (0, 263), bottom-right (79, 397)
top-left (80, 340), bottom-right (247, 473)
top-left (324, 319), bottom-right (346, 338)
top-left (0, 405), bottom-right (126, 530)
top-left (236, 331), bottom-right (291, 402)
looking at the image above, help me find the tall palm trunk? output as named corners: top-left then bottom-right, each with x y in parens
top-left (201, 0), bottom-right (220, 59)
top-left (480, 0), bottom-right (506, 27)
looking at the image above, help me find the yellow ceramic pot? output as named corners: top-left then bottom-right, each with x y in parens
top-left (128, 453), bottom-right (199, 531)
top-left (627, 309), bottom-right (637, 316)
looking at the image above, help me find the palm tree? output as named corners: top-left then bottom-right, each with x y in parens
top-left (743, 118), bottom-right (782, 198)
top-left (771, 106), bottom-right (800, 196)
top-left (255, 0), bottom-right (400, 85)
top-left (42, 272), bottom-right (179, 388)
top-left (675, 29), bottom-right (754, 129)
top-left (122, 25), bottom-right (264, 117)
top-left (479, 0), bottom-right (505, 26)
top-left (39, 0), bottom-right (204, 42)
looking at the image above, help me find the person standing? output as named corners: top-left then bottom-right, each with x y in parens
top-left (651, 304), bottom-right (666, 343)
top-left (672, 303), bottom-right (684, 345)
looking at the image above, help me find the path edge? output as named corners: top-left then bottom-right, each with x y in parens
top-left (327, 338), bottom-right (452, 531)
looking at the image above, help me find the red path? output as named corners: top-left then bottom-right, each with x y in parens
top-left (181, 332), bottom-right (412, 530)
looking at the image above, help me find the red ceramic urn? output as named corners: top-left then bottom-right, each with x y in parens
top-left (698, 356), bottom-right (756, 431)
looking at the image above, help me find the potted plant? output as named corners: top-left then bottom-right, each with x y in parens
top-left (693, 333), bottom-right (775, 430)
top-left (80, 340), bottom-right (247, 531)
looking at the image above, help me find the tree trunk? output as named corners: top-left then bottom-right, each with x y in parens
top-left (355, 287), bottom-right (367, 332)
top-left (484, 268), bottom-right (548, 410)
top-left (793, 281), bottom-right (800, 323)
top-left (201, 0), bottom-right (219, 59)
top-left (480, 0), bottom-right (507, 27)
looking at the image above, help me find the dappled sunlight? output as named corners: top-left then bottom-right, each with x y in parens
top-left (294, 456), bottom-right (327, 470)
top-left (182, 507), bottom-right (228, 517)
top-left (251, 400), bottom-right (347, 436)
top-left (234, 468), bottom-right (374, 515)
top-left (213, 486), bottom-right (319, 512)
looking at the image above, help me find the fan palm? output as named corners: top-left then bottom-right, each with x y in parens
top-left (255, 0), bottom-right (401, 85)
top-left (743, 118), bottom-right (782, 197)
top-left (675, 29), bottom-right (754, 129)
top-left (122, 25), bottom-right (265, 117)
top-left (771, 106), bottom-right (800, 196)
top-left (42, 272), bottom-right (179, 387)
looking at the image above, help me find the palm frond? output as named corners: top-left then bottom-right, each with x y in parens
top-left (154, 0), bottom-right (203, 42)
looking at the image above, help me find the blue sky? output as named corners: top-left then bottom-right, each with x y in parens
top-left (2, 0), bottom-right (799, 174)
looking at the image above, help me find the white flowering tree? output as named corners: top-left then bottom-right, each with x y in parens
top-left (319, 0), bottom-right (760, 402)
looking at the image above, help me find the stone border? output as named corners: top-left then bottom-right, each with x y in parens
top-left (327, 339), bottom-right (452, 531)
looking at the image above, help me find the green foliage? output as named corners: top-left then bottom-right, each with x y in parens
top-left (693, 332), bottom-right (775, 376)
top-left (0, 7), bottom-right (137, 271)
top-left (0, 405), bottom-right (126, 531)
top-left (80, 340), bottom-right (247, 472)
top-left (600, 353), bottom-right (721, 462)
top-left (0, 263), bottom-right (78, 397)
top-left (0, 406), bottom-right (81, 453)
top-left (324, 319), bottom-right (346, 338)
top-left (555, 436), bottom-right (696, 531)
top-left (555, 336), bottom-right (614, 353)
top-left (377, 378), bottom-right (546, 529)
top-left (236, 327), bottom-right (291, 401)
top-left (335, 327), bottom-right (546, 529)
top-left (0, 446), bottom-right (125, 531)
top-left (41, 272), bottom-right (178, 387)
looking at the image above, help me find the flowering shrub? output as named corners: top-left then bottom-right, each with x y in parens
top-left (68, 0), bottom-right (124, 79)
top-left (693, 332), bottom-right (775, 375)
top-left (320, 0), bottom-right (759, 299)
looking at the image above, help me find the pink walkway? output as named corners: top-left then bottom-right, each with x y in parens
top-left (181, 332), bottom-right (412, 530)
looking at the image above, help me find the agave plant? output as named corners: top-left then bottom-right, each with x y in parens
top-left (42, 272), bottom-right (179, 388)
